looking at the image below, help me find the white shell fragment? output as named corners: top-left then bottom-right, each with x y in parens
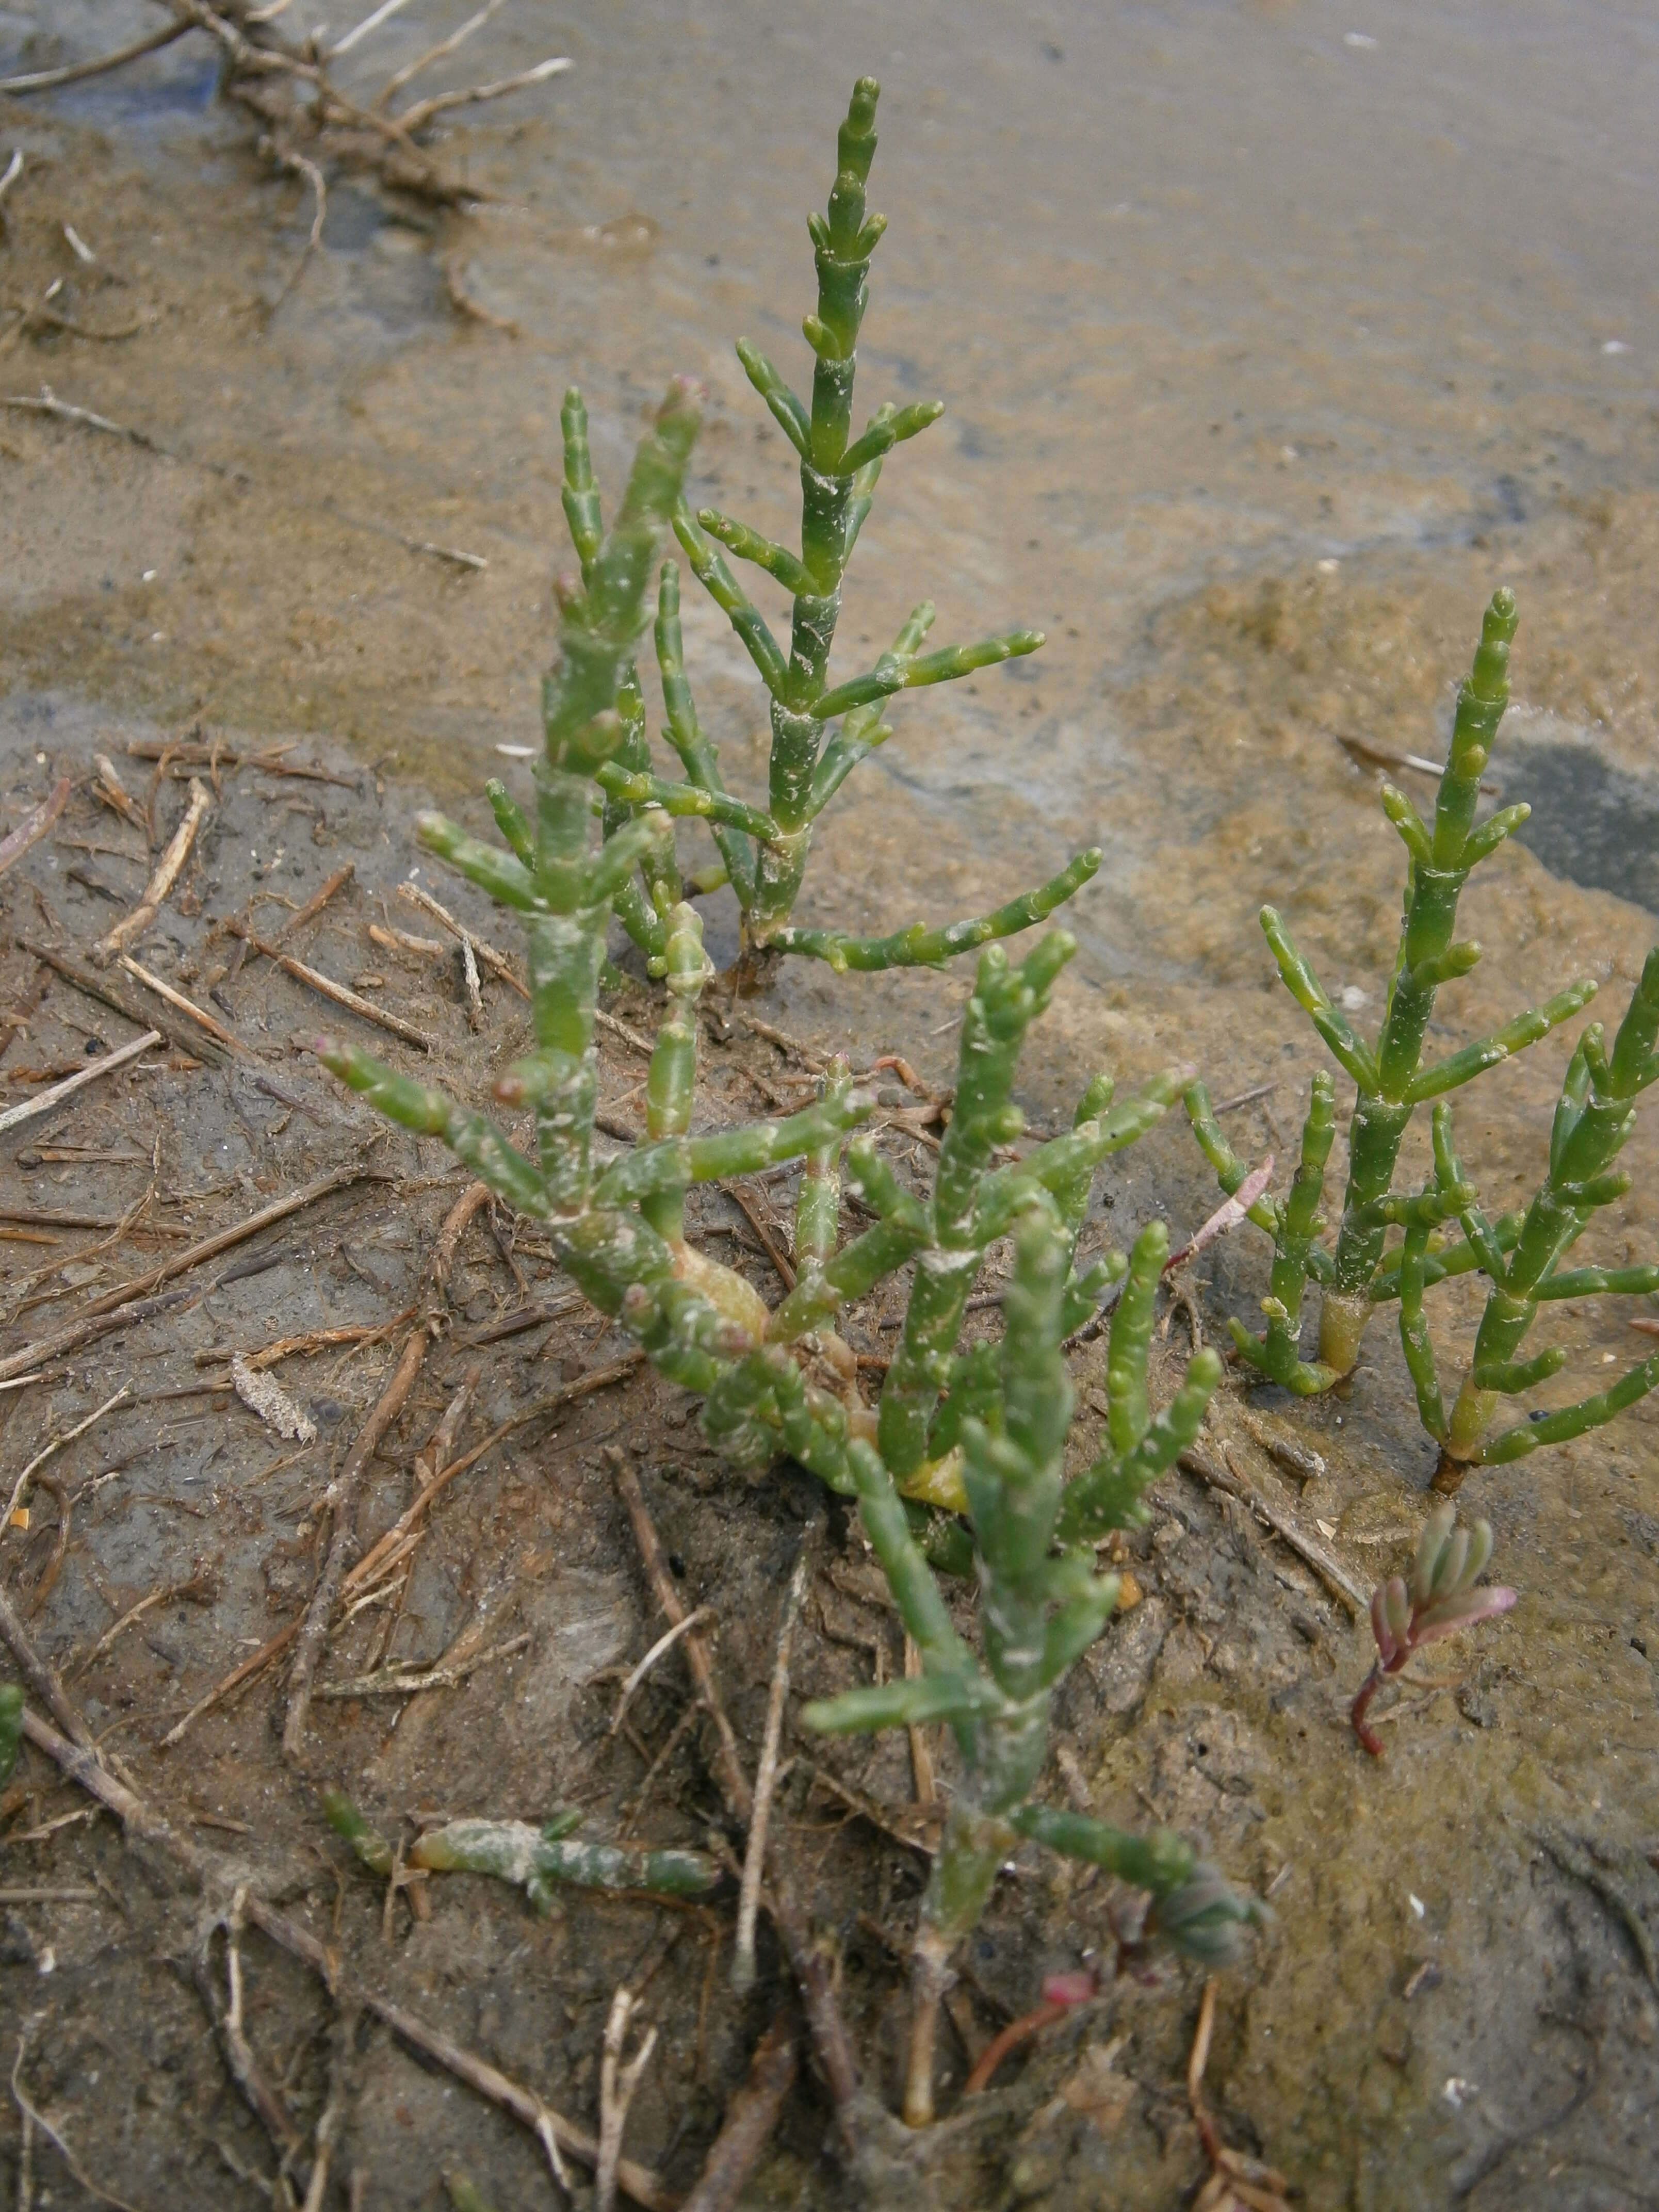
top-left (231, 1355), bottom-right (317, 1444)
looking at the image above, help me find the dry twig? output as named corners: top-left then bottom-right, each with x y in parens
top-left (609, 1449), bottom-right (865, 2142)
top-left (0, 1029), bottom-right (160, 1136)
top-left (3, 382), bottom-right (169, 452)
top-left (9, 2036), bottom-right (145, 2212)
top-left (117, 954), bottom-right (242, 1051)
top-left (19, 937), bottom-right (227, 1064)
top-left (1, 1384), bottom-right (132, 1549)
top-left (0, 1581), bottom-right (99, 1752)
top-left (282, 1322), bottom-right (432, 1758)
top-left (597, 1988), bottom-right (659, 2212)
top-left (1188, 1979), bottom-right (1292, 2212)
top-left (678, 2010), bottom-right (798, 2212)
top-left (0, 777), bottom-right (70, 876)
top-left (29, 1694), bottom-right (678, 2206)
top-left (611, 1449), bottom-right (752, 1821)
top-left (0, 1166), bottom-right (378, 1384)
top-left (734, 1533), bottom-right (816, 1989)
top-left (94, 777), bottom-right (212, 958)
top-left (315, 1630), bottom-right (530, 1699)
top-left (275, 861), bottom-right (355, 941)
top-left (72, 1571), bottom-right (214, 1674)
top-left (226, 919), bottom-right (434, 1050)
top-left (0, 20), bottom-right (189, 93)
top-left (1181, 1435), bottom-right (1366, 1616)
top-left (396, 881), bottom-right (528, 998)
top-left (194, 1894), bottom-right (307, 2186)
top-left (611, 1607), bottom-right (718, 1738)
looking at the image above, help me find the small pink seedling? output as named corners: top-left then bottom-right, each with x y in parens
top-left (1351, 1503), bottom-right (1516, 1755)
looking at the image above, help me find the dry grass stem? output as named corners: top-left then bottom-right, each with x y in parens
top-left (0, 1582), bottom-right (100, 1752)
top-left (678, 2010), bottom-right (798, 2212)
top-left (0, 1028), bottom-right (160, 1135)
top-left (195, 1894), bottom-right (306, 2184)
top-left (275, 861), bottom-right (355, 941)
top-left (727, 1181), bottom-right (796, 1289)
top-left (396, 881), bottom-right (527, 997)
top-left (1187, 1979), bottom-right (1292, 2211)
top-left (3, 382), bottom-right (169, 451)
top-left (1, 1384), bottom-right (132, 1549)
top-left (196, 1313), bottom-right (418, 1370)
top-left (0, 20), bottom-right (189, 93)
top-left (611, 1606), bottom-right (718, 1736)
top-left (227, 920), bottom-right (435, 1050)
top-left (611, 1448), bottom-right (753, 1823)
top-left (597, 1987), bottom-right (659, 2212)
top-left (734, 1534), bottom-right (815, 1990)
top-left (94, 777), bottom-right (212, 957)
top-left (377, 0), bottom-right (508, 101)
top-left (18, 937), bottom-right (226, 1064)
top-left (0, 777), bottom-right (70, 876)
top-left (1181, 1436), bottom-right (1365, 1616)
top-left (282, 1322), bottom-right (433, 1758)
top-left (315, 1630), bottom-right (530, 1699)
top-left (9, 2035), bottom-right (145, 2212)
top-left (72, 1572), bottom-right (214, 1674)
top-left (0, 1167), bottom-right (377, 1385)
top-left (116, 954), bottom-right (242, 1050)
top-left (430, 1179), bottom-right (492, 1290)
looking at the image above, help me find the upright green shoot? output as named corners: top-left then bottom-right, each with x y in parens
top-left (557, 80), bottom-right (1100, 972)
top-left (805, 1207), bottom-right (1240, 2128)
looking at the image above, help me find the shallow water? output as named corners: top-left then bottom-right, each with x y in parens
top-left (3, 2), bottom-right (1659, 2203)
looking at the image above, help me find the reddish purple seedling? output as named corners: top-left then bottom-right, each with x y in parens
top-left (1351, 1503), bottom-right (1516, 1755)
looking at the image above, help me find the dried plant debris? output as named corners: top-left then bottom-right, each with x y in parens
top-left (229, 1352), bottom-right (317, 1443)
top-left (0, 0), bottom-right (572, 286)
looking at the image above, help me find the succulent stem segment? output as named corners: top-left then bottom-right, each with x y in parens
top-left (1201, 592), bottom-right (1592, 1378)
top-left (1190, 588), bottom-right (1659, 1475)
top-left (310, 107), bottom-right (1262, 2138)
top-left (1351, 1504), bottom-right (1516, 1753)
top-left (1384, 957), bottom-right (1659, 1488)
top-left (0, 1681), bottom-right (21, 1786)
top-left (804, 1206), bottom-right (1245, 2128)
top-left (410, 1816), bottom-right (722, 1906)
top-left (550, 80), bottom-right (1094, 970)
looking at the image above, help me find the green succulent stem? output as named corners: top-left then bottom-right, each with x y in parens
top-left (321, 1789), bottom-right (395, 1878)
top-left (772, 849), bottom-right (1100, 973)
top-left (1228, 1074), bottom-right (1340, 1394)
top-left (1429, 950), bottom-right (1659, 1480)
top-left (0, 1682), bottom-right (22, 1787)
top-left (644, 79), bottom-right (1069, 963)
top-left (410, 1817), bottom-right (722, 1905)
top-left (1199, 592), bottom-right (1624, 1421)
top-left (806, 1201), bottom-right (1253, 2131)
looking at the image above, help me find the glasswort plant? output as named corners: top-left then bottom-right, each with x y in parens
top-left (564, 78), bottom-right (1100, 975)
top-left (1350, 1504), bottom-right (1516, 1754)
top-left (1188, 589), bottom-right (1659, 1469)
top-left (803, 1204), bottom-right (1249, 2128)
top-left (312, 329), bottom-right (1250, 2127)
